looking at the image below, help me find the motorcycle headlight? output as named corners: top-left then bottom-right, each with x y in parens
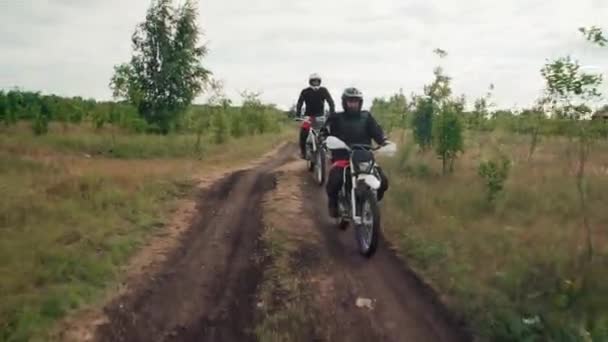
top-left (357, 161), bottom-right (373, 173)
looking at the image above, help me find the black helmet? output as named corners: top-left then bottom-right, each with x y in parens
top-left (341, 87), bottom-right (363, 113)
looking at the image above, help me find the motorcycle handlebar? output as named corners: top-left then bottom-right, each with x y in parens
top-left (349, 144), bottom-right (381, 151)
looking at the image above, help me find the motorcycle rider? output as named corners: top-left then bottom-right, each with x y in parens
top-left (322, 87), bottom-right (390, 218)
top-left (296, 73), bottom-right (336, 158)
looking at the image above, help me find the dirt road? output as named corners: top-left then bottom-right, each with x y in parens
top-left (86, 143), bottom-right (470, 342)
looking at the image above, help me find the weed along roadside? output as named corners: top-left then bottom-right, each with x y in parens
top-left (379, 128), bottom-right (608, 340)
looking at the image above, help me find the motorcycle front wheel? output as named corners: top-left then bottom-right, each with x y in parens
top-left (355, 188), bottom-right (380, 257)
top-left (306, 146), bottom-right (314, 172)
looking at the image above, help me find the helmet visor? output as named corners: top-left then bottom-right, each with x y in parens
top-left (310, 79), bottom-right (321, 87)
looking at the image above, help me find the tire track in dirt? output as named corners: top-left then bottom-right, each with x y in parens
top-left (254, 160), bottom-right (378, 342)
top-left (300, 172), bottom-right (472, 342)
top-left (255, 159), bottom-right (470, 341)
top-left (93, 144), bottom-right (296, 342)
top-left (303, 175), bottom-right (472, 342)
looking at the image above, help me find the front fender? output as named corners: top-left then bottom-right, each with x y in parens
top-left (357, 174), bottom-right (381, 190)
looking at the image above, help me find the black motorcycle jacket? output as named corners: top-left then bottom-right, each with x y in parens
top-left (296, 87), bottom-right (335, 117)
top-left (322, 110), bottom-right (387, 160)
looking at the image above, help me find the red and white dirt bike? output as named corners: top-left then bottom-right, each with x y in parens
top-left (297, 116), bottom-right (328, 186)
top-left (324, 136), bottom-right (396, 257)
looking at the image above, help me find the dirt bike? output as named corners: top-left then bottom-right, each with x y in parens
top-left (324, 136), bottom-right (396, 257)
top-left (297, 116), bottom-right (327, 186)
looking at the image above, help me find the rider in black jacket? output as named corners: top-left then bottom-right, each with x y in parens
top-left (322, 87), bottom-right (389, 218)
top-left (296, 73), bottom-right (335, 158)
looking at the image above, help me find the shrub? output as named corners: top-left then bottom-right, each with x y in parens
top-left (478, 156), bottom-right (511, 203)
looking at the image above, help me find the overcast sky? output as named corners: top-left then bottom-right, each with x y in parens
top-left (1, 0), bottom-right (608, 110)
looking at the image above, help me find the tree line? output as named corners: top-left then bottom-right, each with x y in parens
top-left (0, 90), bottom-right (145, 134)
top-left (372, 29), bottom-right (608, 175)
top-left (0, 0), bottom-right (286, 140)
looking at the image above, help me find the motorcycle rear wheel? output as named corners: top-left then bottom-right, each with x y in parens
top-left (314, 148), bottom-right (326, 186)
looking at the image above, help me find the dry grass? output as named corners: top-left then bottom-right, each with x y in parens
top-left (380, 130), bottom-right (608, 341)
top-left (0, 126), bottom-right (293, 342)
top-left (254, 161), bottom-right (324, 342)
top-left (0, 122), bottom-right (291, 160)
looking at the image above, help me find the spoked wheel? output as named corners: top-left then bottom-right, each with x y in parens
top-left (314, 148), bottom-right (326, 186)
top-left (306, 146), bottom-right (314, 172)
top-left (355, 188), bottom-right (380, 257)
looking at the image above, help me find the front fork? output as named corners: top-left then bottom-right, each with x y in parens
top-left (346, 170), bottom-right (379, 225)
top-left (306, 131), bottom-right (317, 157)
top-left (348, 160), bottom-right (362, 225)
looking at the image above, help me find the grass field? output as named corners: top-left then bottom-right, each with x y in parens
top-left (4, 119), bottom-right (608, 341)
top-left (380, 129), bottom-right (608, 340)
top-left (0, 124), bottom-right (292, 342)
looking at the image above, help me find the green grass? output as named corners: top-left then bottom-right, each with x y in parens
top-left (254, 228), bottom-right (318, 342)
top-left (0, 125), bottom-right (293, 342)
top-left (380, 130), bottom-right (608, 341)
top-left (1, 127), bottom-right (217, 159)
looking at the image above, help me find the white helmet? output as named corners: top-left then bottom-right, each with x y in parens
top-left (309, 73), bottom-right (322, 90)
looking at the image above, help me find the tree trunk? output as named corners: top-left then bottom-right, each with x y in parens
top-left (449, 155), bottom-right (455, 173)
top-left (528, 127), bottom-right (539, 162)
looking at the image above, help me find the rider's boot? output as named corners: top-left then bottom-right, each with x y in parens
top-left (328, 199), bottom-right (339, 218)
top-left (300, 142), bottom-right (307, 159)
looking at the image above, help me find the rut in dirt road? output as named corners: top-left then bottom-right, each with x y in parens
top-left (252, 159), bottom-right (470, 342)
top-left (300, 172), bottom-right (472, 342)
top-left (95, 144), bottom-right (296, 342)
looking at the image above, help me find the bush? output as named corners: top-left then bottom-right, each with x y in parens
top-left (0, 91), bottom-right (7, 126)
top-left (211, 109), bottom-right (229, 144)
top-left (32, 104), bottom-right (49, 135)
top-left (228, 109), bottom-right (245, 138)
top-left (478, 156), bottom-right (510, 203)
top-left (412, 97), bottom-right (434, 150)
top-left (371, 91), bottom-right (409, 133)
top-left (434, 104), bottom-right (464, 174)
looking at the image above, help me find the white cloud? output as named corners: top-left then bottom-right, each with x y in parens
top-left (1, 0), bottom-right (608, 110)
